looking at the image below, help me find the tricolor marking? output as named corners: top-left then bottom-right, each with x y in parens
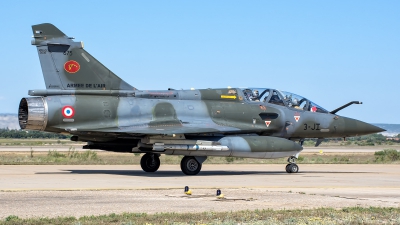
top-left (62, 106), bottom-right (75, 119)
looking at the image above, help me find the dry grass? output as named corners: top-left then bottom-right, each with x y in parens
top-left (0, 138), bottom-right (78, 146)
top-left (0, 150), bottom-right (399, 165)
top-left (2, 207), bottom-right (400, 224)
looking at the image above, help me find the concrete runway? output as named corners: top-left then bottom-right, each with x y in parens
top-left (2, 164), bottom-right (399, 190)
top-left (1, 164), bottom-right (399, 218)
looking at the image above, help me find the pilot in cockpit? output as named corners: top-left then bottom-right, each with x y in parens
top-left (250, 90), bottom-right (260, 101)
top-left (291, 98), bottom-right (301, 109)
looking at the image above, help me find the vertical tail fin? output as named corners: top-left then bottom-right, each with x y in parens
top-left (31, 23), bottom-right (134, 90)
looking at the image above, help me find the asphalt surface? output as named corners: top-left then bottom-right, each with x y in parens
top-left (1, 164), bottom-right (399, 218)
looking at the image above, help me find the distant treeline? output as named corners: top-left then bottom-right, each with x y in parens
top-left (345, 133), bottom-right (400, 145)
top-left (328, 133), bottom-right (400, 141)
top-left (306, 133), bottom-right (400, 146)
top-left (0, 129), bottom-right (71, 139)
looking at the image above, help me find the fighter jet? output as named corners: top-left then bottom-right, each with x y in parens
top-left (19, 23), bottom-right (384, 175)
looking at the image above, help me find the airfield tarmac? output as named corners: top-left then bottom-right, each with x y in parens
top-left (1, 164), bottom-right (400, 219)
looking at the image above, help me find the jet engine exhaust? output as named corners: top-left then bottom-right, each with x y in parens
top-left (18, 97), bottom-right (48, 131)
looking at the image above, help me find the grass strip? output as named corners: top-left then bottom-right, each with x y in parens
top-left (2, 207), bottom-right (400, 224)
top-left (1, 149), bottom-right (400, 165)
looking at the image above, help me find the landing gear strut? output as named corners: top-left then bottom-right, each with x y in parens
top-left (140, 153), bottom-right (160, 172)
top-left (285, 156), bottom-right (299, 173)
top-left (180, 156), bottom-right (202, 175)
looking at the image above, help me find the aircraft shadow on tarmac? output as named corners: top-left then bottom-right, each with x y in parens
top-left (65, 170), bottom-right (275, 177)
top-left (35, 170), bottom-right (371, 177)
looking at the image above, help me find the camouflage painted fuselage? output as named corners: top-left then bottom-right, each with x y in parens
top-left (18, 23), bottom-right (384, 171)
top-left (22, 86), bottom-right (381, 158)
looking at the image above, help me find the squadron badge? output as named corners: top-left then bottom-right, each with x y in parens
top-left (64, 60), bottom-right (80, 73)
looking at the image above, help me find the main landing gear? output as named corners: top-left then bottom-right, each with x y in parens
top-left (140, 153), bottom-right (205, 175)
top-left (180, 156), bottom-right (202, 175)
top-left (285, 156), bottom-right (299, 173)
top-left (140, 153), bottom-right (160, 172)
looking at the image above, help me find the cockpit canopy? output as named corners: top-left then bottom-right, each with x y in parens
top-left (241, 88), bottom-right (329, 113)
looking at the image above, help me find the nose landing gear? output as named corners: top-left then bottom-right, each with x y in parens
top-left (285, 156), bottom-right (299, 173)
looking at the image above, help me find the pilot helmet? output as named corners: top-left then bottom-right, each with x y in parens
top-left (292, 98), bottom-right (299, 106)
top-left (253, 90), bottom-right (259, 96)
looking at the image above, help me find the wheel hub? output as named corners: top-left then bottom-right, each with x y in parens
top-left (187, 159), bottom-right (199, 171)
top-left (147, 158), bottom-right (156, 168)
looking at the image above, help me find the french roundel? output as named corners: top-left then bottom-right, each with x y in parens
top-left (62, 106), bottom-right (75, 118)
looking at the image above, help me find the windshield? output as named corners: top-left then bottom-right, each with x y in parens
top-left (241, 88), bottom-right (329, 113)
top-left (280, 91), bottom-right (329, 113)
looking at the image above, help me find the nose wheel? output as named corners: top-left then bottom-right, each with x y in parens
top-left (285, 163), bottom-right (299, 173)
top-left (285, 156), bottom-right (299, 173)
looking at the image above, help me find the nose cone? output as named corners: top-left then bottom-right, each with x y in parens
top-left (342, 117), bottom-right (385, 136)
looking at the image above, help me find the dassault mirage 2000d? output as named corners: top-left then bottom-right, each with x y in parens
top-left (19, 23), bottom-right (384, 175)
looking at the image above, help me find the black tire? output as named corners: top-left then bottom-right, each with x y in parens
top-left (285, 164), bottom-right (291, 173)
top-left (180, 156), bottom-right (202, 175)
top-left (140, 153), bottom-right (160, 172)
top-left (288, 163), bottom-right (299, 173)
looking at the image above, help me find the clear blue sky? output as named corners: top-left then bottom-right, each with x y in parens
top-left (1, 1), bottom-right (399, 123)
